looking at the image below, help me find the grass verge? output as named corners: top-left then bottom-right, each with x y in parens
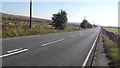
top-left (2, 26), bottom-right (81, 38)
top-left (104, 28), bottom-right (120, 35)
top-left (102, 34), bottom-right (120, 67)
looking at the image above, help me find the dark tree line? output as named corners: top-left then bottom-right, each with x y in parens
top-left (80, 19), bottom-right (97, 28)
top-left (52, 9), bottom-right (67, 30)
top-left (52, 9), bottom-right (97, 30)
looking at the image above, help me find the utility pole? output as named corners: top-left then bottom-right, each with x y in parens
top-left (30, 0), bottom-right (32, 29)
top-left (84, 16), bottom-right (86, 20)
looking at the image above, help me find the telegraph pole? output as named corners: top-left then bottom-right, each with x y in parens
top-left (30, 0), bottom-right (32, 29)
top-left (84, 16), bottom-right (86, 20)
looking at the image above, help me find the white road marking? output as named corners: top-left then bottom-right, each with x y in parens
top-left (71, 35), bottom-right (75, 38)
top-left (41, 39), bottom-right (64, 46)
top-left (7, 48), bottom-right (23, 53)
top-left (7, 49), bottom-right (19, 53)
top-left (81, 32), bottom-right (99, 68)
top-left (0, 49), bottom-right (28, 58)
top-left (71, 35), bottom-right (77, 38)
top-left (80, 33), bottom-right (83, 35)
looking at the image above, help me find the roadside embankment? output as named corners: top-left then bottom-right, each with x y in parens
top-left (2, 24), bottom-right (81, 38)
top-left (101, 28), bottom-right (120, 67)
top-left (102, 28), bottom-right (120, 46)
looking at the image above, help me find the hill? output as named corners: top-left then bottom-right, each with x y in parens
top-left (1, 12), bottom-right (52, 24)
top-left (1, 12), bottom-right (81, 38)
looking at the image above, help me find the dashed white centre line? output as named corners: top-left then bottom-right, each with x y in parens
top-left (70, 35), bottom-right (77, 38)
top-left (7, 48), bottom-right (22, 53)
top-left (41, 39), bottom-right (64, 46)
top-left (71, 36), bottom-right (75, 38)
top-left (7, 49), bottom-right (19, 53)
top-left (0, 49), bottom-right (28, 58)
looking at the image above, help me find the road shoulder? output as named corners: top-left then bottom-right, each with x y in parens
top-left (93, 33), bottom-right (110, 67)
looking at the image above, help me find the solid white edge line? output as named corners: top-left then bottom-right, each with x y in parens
top-left (81, 32), bottom-right (99, 68)
top-left (0, 49), bottom-right (28, 58)
top-left (41, 39), bottom-right (64, 46)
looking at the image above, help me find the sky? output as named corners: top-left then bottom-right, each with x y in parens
top-left (1, 0), bottom-right (119, 27)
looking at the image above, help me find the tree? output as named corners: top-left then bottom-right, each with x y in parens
top-left (80, 19), bottom-right (93, 28)
top-left (80, 19), bottom-right (88, 28)
top-left (87, 22), bottom-right (92, 28)
top-left (93, 24), bottom-right (97, 27)
top-left (52, 9), bottom-right (67, 30)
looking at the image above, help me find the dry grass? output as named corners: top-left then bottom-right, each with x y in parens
top-left (104, 27), bottom-right (120, 35)
top-left (2, 12), bottom-right (81, 38)
top-left (102, 35), bottom-right (120, 67)
top-left (2, 22), bottom-right (81, 38)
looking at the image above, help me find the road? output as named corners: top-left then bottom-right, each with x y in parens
top-left (2, 27), bottom-right (100, 66)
